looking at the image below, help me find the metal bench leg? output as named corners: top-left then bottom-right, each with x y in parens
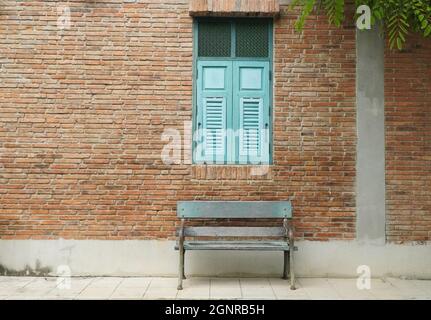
top-left (283, 251), bottom-right (289, 280)
top-left (178, 247), bottom-right (184, 290)
top-left (286, 219), bottom-right (296, 290)
top-left (177, 218), bottom-right (185, 290)
top-left (289, 248), bottom-right (296, 290)
top-left (182, 249), bottom-right (186, 280)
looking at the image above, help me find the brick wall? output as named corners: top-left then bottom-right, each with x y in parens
top-left (0, 1), bottom-right (356, 240)
top-left (385, 35), bottom-right (431, 243)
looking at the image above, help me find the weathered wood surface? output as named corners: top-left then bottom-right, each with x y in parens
top-left (189, 0), bottom-right (281, 17)
top-left (177, 201), bottom-right (292, 218)
top-left (179, 226), bottom-right (286, 237)
top-left (175, 240), bottom-right (290, 251)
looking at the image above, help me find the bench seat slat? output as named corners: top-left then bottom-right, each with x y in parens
top-left (175, 241), bottom-right (289, 251)
top-left (182, 227), bottom-right (286, 237)
top-left (177, 201), bottom-right (292, 218)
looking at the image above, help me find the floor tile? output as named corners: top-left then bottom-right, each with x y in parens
top-left (149, 277), bottom-right (179, 288)
top-left (387, 278), bottom-right (431, 299)
top-left (240, 278), bottom-right (275, 300)
top-left (143, 287), bottom-right (178, 300)
top-left (327, 278), bottom-right (375, 300)
top-left (177, 278), bottom-right (210, 300)
top-left (269, 278), bottom-right (309, 300)
top-left (298, 278), bottom-right (342, 300)
top-left (109, 277), bottom-right (151, 299)
top-left (43, 277), bottom-right (94, 300)
top-left (76, 278), bottom-right (122, 300)
top-left (210, 278), bottom-right (242, 300)
top-left (0, 276), bottom-right (430, 300)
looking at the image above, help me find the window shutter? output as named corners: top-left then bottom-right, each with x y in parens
top-left (194, 61), bottom-right (232, 164)
top-left (240, 97), bottom-right (263, 157)
top-left (234, 61), bottom-right (270, 164)
top-left (203, 96), bottom-right (226, 160)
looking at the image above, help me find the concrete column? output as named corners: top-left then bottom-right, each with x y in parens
top-left (356, 26), bottom-right (386, 244)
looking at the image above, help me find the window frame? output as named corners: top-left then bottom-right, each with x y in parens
top-left (192, 17), bottom-right (274, 165)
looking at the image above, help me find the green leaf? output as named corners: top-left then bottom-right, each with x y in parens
top-left (396, 37), bottom-right (403, 50)
top-left (290, 0), bottom-right (431, 50)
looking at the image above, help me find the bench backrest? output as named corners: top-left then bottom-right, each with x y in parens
top-left (177, 201), bottom-right (292, 219)
top-left (180, 226), bottom-right (287, 237)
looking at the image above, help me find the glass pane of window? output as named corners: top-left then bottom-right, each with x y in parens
top-left (198, 21), bottom-right (231, 57)
top-left (236, 20), bottom-right (269, 58)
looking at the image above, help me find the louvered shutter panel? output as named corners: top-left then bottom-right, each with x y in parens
top-left (203, 97), bottom-right (226, 159)
top-left (240, 97), bottom-right (262, 157)
top-left (194, 61), bottom-right (232, 164)
top-left (234, 61), bottom-right (270, 164)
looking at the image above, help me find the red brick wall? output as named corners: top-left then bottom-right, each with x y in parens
top-left (385, 35), bottom-right (431, 243)
top-left (0, 2), bottom-right (356, 240)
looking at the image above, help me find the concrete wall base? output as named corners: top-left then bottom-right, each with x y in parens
top-left (0, 240), bottom-right (430, 278)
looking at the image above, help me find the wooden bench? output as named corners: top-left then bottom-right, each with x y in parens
top-left (175, 201), bottom-right (296, 290)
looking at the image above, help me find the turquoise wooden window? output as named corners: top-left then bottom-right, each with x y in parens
top-left (193, 18), bottom-right (273, 165)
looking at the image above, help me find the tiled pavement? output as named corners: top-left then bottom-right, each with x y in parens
top-left (0, 276), bottom-right (430, 300)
